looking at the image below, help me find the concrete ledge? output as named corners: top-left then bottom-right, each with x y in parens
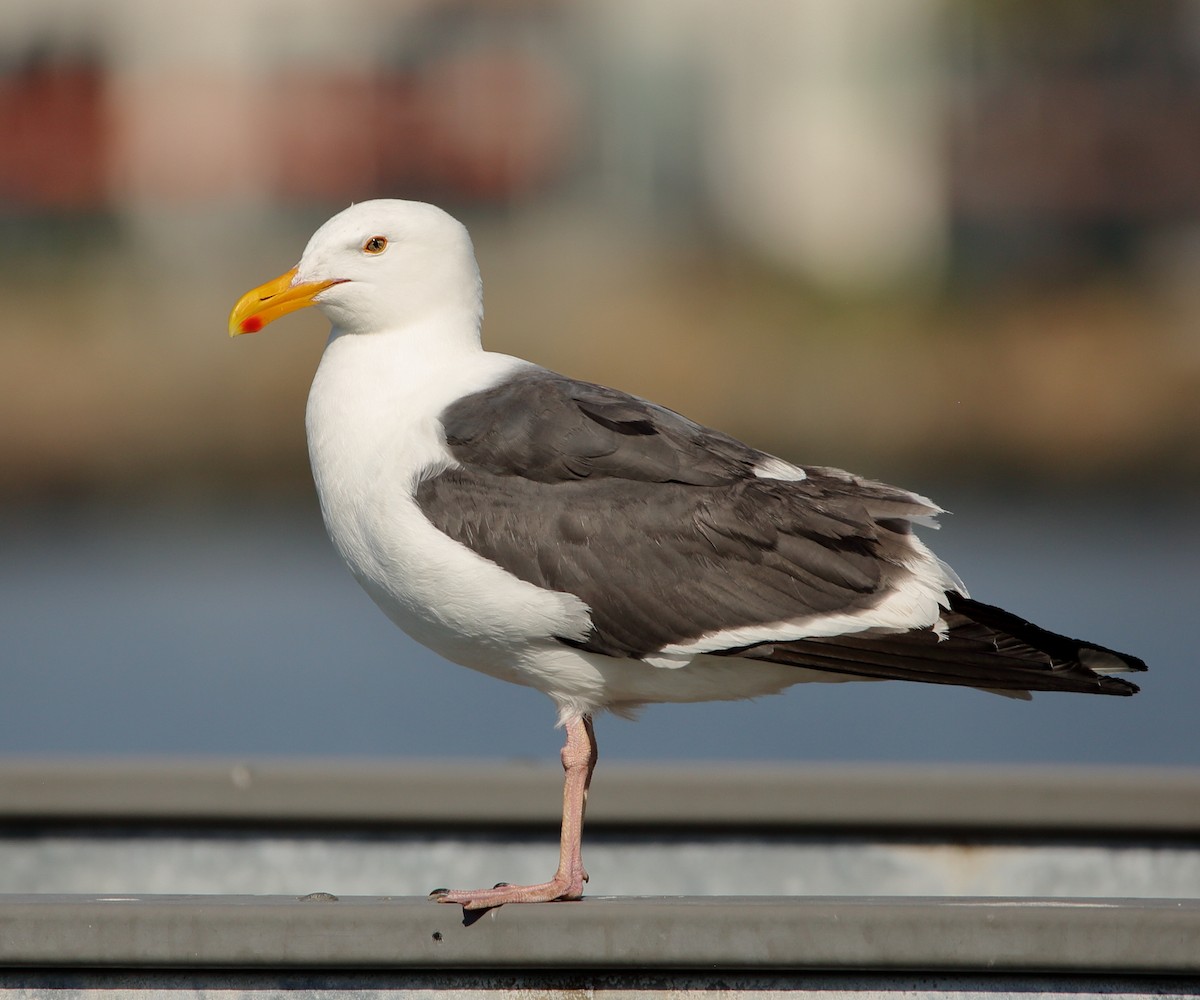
top-left (3, 760), bottom-right (1198, 833)
top-left (0, 895), bottom-right (1197, 974)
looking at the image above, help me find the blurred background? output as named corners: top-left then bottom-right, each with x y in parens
top-left (1, 0), bottom-right (1196, 766)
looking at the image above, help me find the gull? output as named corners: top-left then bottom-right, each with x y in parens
top-left (229, 199), bottom-right (1145, 909)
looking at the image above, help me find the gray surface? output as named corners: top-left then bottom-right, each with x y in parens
top-left (1, 895), bottom-right (1198, 974)
top-left (4, 763), bottom-right (1199, 992)
top-left (3, 972), bottom-right (1198, 1000)
top-left (5, 830), bottom-right (1200, 899)
top-left (5, 761), bottom-right (1198, 900)
top-left (3, 759), bottom-right (1199, 830)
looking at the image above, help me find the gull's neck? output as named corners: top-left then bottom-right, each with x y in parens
top-left (331, 300), bottom-right (483, 364)
top-left (306, 303), bottom-right (524, 493)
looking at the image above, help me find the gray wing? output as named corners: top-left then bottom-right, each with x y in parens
top-left (432, 366), bottom-right (793, 485)
top-left (416, 368), bottom-right (938, 659)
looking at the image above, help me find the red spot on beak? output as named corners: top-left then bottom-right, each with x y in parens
top-left (241, 316), bottom-right (264, 334)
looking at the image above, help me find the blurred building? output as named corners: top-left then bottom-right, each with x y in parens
top-left (1, 1), bottom-right (1198, 497)
top-left (3, 1), bottom-right (1198, 290)
top-left (0, 3), bottom-right (582, 213)
top-left (947, 3), bottom-right (1200, 284)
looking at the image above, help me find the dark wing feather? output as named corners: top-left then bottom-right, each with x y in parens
top-left (418, 368), bottom-right (940, 659)
top-left (730, 594), bottom-right (1145, 696)
top-left (439, 369), bottom-right (864, 488)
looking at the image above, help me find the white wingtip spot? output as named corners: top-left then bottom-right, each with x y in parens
top-left (753, 456), bottom-right (808, 482)
top-left (1079, 647), bottom-right (1135, 675)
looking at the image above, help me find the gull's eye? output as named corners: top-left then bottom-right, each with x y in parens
top-left (362, 236), bottom-right (388, 255)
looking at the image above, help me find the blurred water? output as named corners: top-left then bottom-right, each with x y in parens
top-left (0, 490), bottom-right (1195, 765)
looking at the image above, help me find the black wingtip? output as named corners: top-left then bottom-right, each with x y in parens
top-left (740, 595), bottom-right (1147, 698)
top-left (1096, 675), bottom-right (1141, 696)
top-left (948, 594), bottom-right (1148, 694)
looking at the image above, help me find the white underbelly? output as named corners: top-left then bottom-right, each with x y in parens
top-left (328, 490), bottom-right (591, 674)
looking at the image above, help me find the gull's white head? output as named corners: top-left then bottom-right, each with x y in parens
top-left (229, 199), bottom-right (482, 339)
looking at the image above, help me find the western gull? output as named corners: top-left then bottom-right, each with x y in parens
top-left (229, 199), bottom-right (1146, 909)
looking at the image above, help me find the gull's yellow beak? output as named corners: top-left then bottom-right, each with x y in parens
top-left (228, 267), bottom-right (342, 337)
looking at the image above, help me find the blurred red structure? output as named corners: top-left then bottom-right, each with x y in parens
top-left (0, 54), bottom-right (109, 210)
top-left (273, 49), bottom-right (576, 203)
top-left (0, 24), bottom-right (577, 212)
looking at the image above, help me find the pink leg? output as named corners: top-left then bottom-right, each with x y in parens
top-left (432, 714), bottom-right (597, 910)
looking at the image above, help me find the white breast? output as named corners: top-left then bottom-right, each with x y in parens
top-left (304, 326), bottom-right (593, 683)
